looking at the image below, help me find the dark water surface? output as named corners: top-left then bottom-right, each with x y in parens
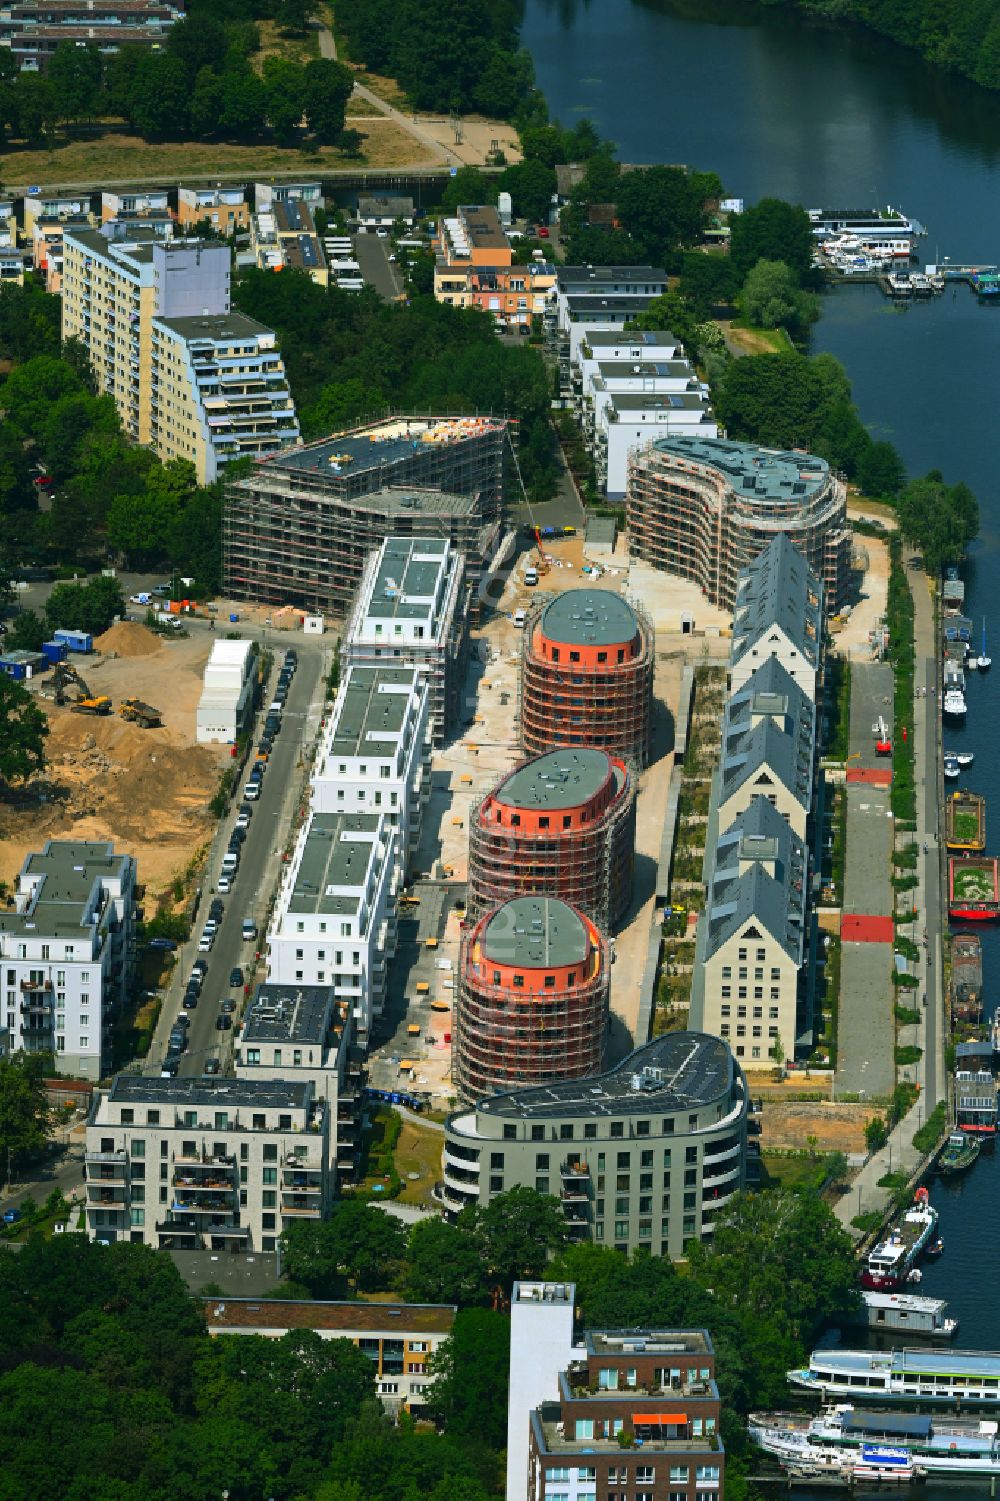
top-left (524, 0), bottom-right (1000, 1450)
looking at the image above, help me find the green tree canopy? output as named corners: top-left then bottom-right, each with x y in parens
top-left (44, 574), bottom-right (125, 637)
top-left (459, 1184), bottom-right (567, 1285)
top-left (426, 1308), bottom-right (510, 1448)
top-left (896, 472), bottom-right (980, 573)
top-left (729, 196), bottom-right (814, 281)
top-left (0, 673), bottom-right (48, 787)
top-left (739, 257), bottom-right (819, 335)
top-left (0, 1054), bottom-right (51, 1168)
top-left (405, 1217), bottom-right (490, 1306)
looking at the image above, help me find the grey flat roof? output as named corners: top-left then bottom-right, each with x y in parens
top-left (330, 666), bottom-right (421, 756)
top-left (358, 195), bottom-right (415, 216)
top-left (287, 813), bottom-right (381, 915)
top-left (267, 417), bottom-right (503, 477)
top-left (353, 485), bottom-right (480, 517)
top-left (495, 747), bottom-right (617, 811)
top-left (480, 896), bottom-right (589, 969)
top-left (582, 328), bottom-right (677, 348)
top-left (564, 294), bottom-right (657, 313)
top-left (241, 983), bottom-right (346, 1047)
top-left (0, 840), bottom-right (128, 940)
top-left (606, 392), bottom-right (708, 413)
top-left (363, 536), bottom-right (449, 625)
top-left (108, 1075), bottom-right (312, 1109)
top-left (155, 311), bottom-right (272, 343)
top-left (558, 265), bottom-right (667, 286)
top-left (594, 359), bottom-right (695, 379)
top-left (540, 589), bottom-right (639, 648)
top-left (472, 1030), bottom-right (738, 1118)
top-left (587, 1329), bottom-right (712, 1356)
top-left (651, 434), bottom-right (830, 503)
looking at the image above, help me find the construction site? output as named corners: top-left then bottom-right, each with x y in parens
top-left (0, 622), bottom-right (228, 902)
top-left (222, 415), bottom-right (508, 618)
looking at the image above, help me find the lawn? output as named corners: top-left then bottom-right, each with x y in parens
top-left (0, 120), bottom-right (437, 189)
top-left (724, 320), bottom-right (792, 355)
top-left (393, 1118), bottom-right (444, 1206)
top-left (760, 1153), bottom-right (826, 1191)
top-left (252, 19), bottom-right (319, 72)
top-left (953, 862), bottom-right (995, 901)
top-left (952, 808), bottom-right (981, 843)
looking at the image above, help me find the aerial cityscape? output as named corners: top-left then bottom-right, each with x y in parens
top-left (1, 0), bottom-right (999, 1497)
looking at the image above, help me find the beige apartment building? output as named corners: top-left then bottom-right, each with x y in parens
top-left (61, 226), bottom-right (297, 481)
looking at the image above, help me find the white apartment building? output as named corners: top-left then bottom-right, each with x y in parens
top-left (196, 638), bottom-right (257, 744)
top-left (598, 391), bottom-right (718, 499)
top-left (312, 665), bottom-right (430, 876)
top-left (267, 812), bottom-right (397, 1039)
top-left (254, 181), bottom-right (322, 211)
top-left (0, 840), bottom-right (136, 1080)
top-left (691, 796), bottom-right (808, 1070)
top-left (101, 188), bottom-right (169, 222)
top-left (85, 1074), bottom-right (332, 1251)
top-left (23, 190), bottom-right (92, 238)
top-left (233, 982), bottom-right (362, 1181)
top-left (342, 536), bottom-right (468, 747)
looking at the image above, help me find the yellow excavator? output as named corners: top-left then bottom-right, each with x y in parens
top-left (42, 663), bottom-right (112, 715)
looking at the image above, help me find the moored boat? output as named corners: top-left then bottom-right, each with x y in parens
top-left (950, 932), bottom-right (982, 1020)
top-left (943, 756), bottom-right (960, 781)
top-left (859, 1189), bottom-right (938, 1291)
top-left (788, 1347), bottom-right (1000, 1406)
top-left (937, 1130), bottom-right (981, 1176)
top-left (750, 1406), bottom-right (1000, 1476)
top-left (851, 1291), bottom-right (958, 1341)
top-left (948, 855), bottom-right (1000, 922)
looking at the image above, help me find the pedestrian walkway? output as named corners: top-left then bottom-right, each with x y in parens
top-left (836, 660), bottom-right (896, 1097)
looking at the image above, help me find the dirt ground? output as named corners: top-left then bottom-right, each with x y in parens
top-left (759, 1099), bottom-right (872, 1154)
top-left (0, 623), bottom-right (227, 901)
top-left (835, 529), bottom-right (890, 659)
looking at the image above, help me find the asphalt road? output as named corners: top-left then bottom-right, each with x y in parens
top-left (352, 232), bottom-right (403, 299)
top-left (148, 647), bottom-right (323, 1079)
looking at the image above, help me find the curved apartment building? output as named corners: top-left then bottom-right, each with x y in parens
top-left (469, 747), bottom-right (636, 931)
top-left (454, 895), bottom-right (609, 1103)
top-left (626, 434), bottom-right (851, 612)
top-left (520, 590), bottom-right (654, 768)
top-left (439, 1030), bottom-right (751, 1260)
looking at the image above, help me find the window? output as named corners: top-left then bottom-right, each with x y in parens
top-left (574, 1419), bottom-right (594, 1440)
top-left (560, 1123), bottom-right (574, 1140)
top-left (502, 1125), bottom-right (516, 1141)
top-left (598, 1366), bottom-right (619, 1389)
top-left (670, 1467), bottom-right (690, 1484)
top-left (614, 1220), bottom-right (629, 1239)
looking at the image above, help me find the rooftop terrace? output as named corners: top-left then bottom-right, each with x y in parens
top-left (286, 814), bottom-right (381, 916)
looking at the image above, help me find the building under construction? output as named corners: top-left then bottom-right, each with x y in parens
top-left (468, 747), bottom-right (636, 931)
top-left (626, 434), bottom-right (851, 613)
top-left (222, 415), bottom-right (507, 617)
top-left (520, 590), bottom-right (655, 768)
top-left (454, 895), bottom-right (609, 1103)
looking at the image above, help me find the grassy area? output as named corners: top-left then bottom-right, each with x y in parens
top-left (824, 655), bottom-right (851, 761)
top-left (252, 18), bottom-right (319, 72)
top-left (392, 1118), bottom-right (444, 1206)
top-left (725, 320), bottom-right (792, 355)
top-left (0, 120), bottom-right (436, 188)
top-left (913, 1101), bottom-right (948, 1154)
top-left (952, 809), bottom-right (982, 843)
top-left (761, 1154), bottom-right (826, 1190)
top-left (952, 863), bottom-right (995, 901)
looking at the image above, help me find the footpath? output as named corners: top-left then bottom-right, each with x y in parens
top-left (834, 562), bottom-right (946, 1233)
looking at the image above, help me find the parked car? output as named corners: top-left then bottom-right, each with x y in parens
top-left (182, 994), bottom-right (198, 1010)
top-left (243, 782), bottom-right (261, 801)
top-left (203, 1058), bottom-right (221, 1075)
top-left (215, 1013), bottom-right (231, 1030)
top-left (160, 1058), bottom-right (179, 1077)
top-left (193, 959), bottom-right (208, 976)
top-left (3, 1207), bottom-right (21, 1224)
top-left (242, 919), bottom-right (258, 941)
top-left (217, 874), bottom-right (232, 893)
top-left (198, 931), bottom-right (214, 952)
top-left (229, 967), bottom-right (244, 988)
top-left (236, 811), bottom-right (250, 832)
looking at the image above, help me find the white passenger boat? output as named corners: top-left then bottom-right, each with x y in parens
top-left (751, 1405), bottom-right (1000, 1476)
top-left (789, 1347), bottom-right (1000, 1406)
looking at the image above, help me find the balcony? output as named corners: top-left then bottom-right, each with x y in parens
top-left (20, 978), bottom-right (52, 992)
top-left (86, 1149), bottom-right (127, 1166)
top-left (561, 1158), bottom-right (590, 1179)
top-left (172, 1173), bottom-right (234, 1191)
top-left (173, 1150), bottom-right (236, 1167)
top-left (171, 1196), bottom-right (234, 1214)
top-left (282, 1167), bottom-right (322, 1189)
top-left (282, 1197), bottom-right (322, 1217)
top-left (87, 1184), bottom-right (128, 1203)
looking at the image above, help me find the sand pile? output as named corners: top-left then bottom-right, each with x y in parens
top-left (94, 621), bottom-right (163, 658)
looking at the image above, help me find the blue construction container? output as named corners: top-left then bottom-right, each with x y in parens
top-left (52, 628), bottom-right (93, 653)
top-left (0, 657), bottom-right (27, 681)
top-left (41, 640), bottom-right (67, 666)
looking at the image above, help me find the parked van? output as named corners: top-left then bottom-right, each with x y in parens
top-left (221, 851), bottom-right (239, 874)
top-left (513, 609), bottom-right (527, 628)
top-left (242, 919), bottom-right (257, 941)
top-left (524, 567), bottom-right (538, 587)
top-left (244, 780), bottom-right (261, 801)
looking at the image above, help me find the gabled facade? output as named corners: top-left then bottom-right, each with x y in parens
top-left (729, 533), bottom-right (824, 698)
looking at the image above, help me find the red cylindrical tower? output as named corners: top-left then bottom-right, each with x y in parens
top-left (469, 747), bottom-right (636, 930)
top-left (520, 590), bottom-right (654, 767)
top-left (454, 895), bottom-right (609, 1103)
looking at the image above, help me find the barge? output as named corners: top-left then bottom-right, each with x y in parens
top-left (950, 932), bottom-right (982, 1019)
top-left (944, 790), bottom-right (986, 851)
top-left (948, 855), bottom-right (1000, 921)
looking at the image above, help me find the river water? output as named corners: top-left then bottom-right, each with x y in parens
top-left (523, 0), bottom-right (1000, 1459)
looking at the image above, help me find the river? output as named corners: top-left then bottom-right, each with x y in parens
top-left (523, 0), bottom-right (1000, 1466)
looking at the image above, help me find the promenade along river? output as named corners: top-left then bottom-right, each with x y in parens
top-left (524, 0), bottom-right (1000, 1437)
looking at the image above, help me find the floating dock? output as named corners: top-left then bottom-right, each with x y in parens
top-left (949, 855), bottom-right (1000, 922)
top-left (951, 932), bottom-right (983, 1020)
top-left (945, 791), bottom-right (986, 851)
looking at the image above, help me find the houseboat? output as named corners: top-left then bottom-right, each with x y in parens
top-left (848, 1293), bottom-right (957, 1341)
top-left (948, 855), bottom-right (1000, 922)
top-left (788, 1347), bottom-right (1000, 1406)
top-left (937, 1130), bottom-right (980, 1176)
top-left (944, 791), bottom-right (986, 852)
top-left (859, 1189), bottom-right (938, 1290)
top-left (750, 1406), bottom-right (1000, 1476)
top-left (950, 932), bottom-right (982, 1020)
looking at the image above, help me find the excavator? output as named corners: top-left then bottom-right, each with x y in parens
top-left (41, 663), bottom-right (112, 715)
top-left (119, 698), bottom-right (162, 729)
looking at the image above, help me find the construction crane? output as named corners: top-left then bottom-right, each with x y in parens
top-left (872, 714), bottom-right (892, 756)
top-left (119, 698), bottom-right (162, 729)
top-left (41, 663), bottom-right (112, 715)
top-left (533, 526), bottom-right (552, 575)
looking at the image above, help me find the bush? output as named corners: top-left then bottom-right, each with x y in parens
top-left (851, 1210), bottom-right (883, 1233)
top-left (865, 1116), bottom-right (888, 1153)
top-left (913, 1101), bottom-right (947, 1155)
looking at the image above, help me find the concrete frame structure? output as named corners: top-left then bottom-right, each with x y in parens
top-left (468, 747), bottom-right (636, 931)
top-left (627, 435), bottom-right (850, 613)
top-left (222, 416), bottom-right (506, 618)
top-left (312, 665), bottom-right (431, 876)
top-left (691, 797), bottom-right (809, 1070)
top-left (342, 536), bottom-right (468, 747)
top-left (233, 981), bottom-right (362, 1181)
top-left (521, 590), bottom-right (655, 768)
top-left (204, 1296), bottom-right (455, 1414)
top-left (454, 896), bottom-right (609, 1103)
top-left (441, 1032), bottom-right (750, 1259)
top-left (0, 839), bottom-right (136, 1081)
top-left (84, 1075), bottom-right (332, 1251)
top-left (729, 534), bottom-right (824, 699)
top-left (266, 812), bottom-right (397, 1041)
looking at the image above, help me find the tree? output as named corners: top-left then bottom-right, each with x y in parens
top-left (283, 1201), bottom-right (407, 1293)
top-left (857, 439), bottom-right (906, 500)
top-left (277, 0), bottom-right (313, 34)
top-left (896, 473), bottom-right (979, 574)
top-left (11, 72), bottom-right (56, 142)
top-left (463, 1185), bottom-right (567, 1285)
top-left (441, 166), bottom-right (497, 215)
top-left (303, 58), bottom-right (354, 142)
top-left (46, 41), bottom-right (103, 122)
top-left (0, 423), bottom-right (36, 516)
top-left (219, 65), bottom-right (267, 140)
top-left (865, 1116), bottom-right (888, 1153)
top-left (263, 57), bottom-right (305, 142)
top-left (405, 1218), bottom-right (490, 1306)
top-left (426, 1308), bottom-right (510, 1448)
top-left (678, 250), bottom-right (740, 317)
top-left (128, 51), bottom-right (190, 139)
top-left (0, 1054), bottom-right (51, 1168)
top-left (7, 610), bottom-right (46, 653)
top-left (739, 258), bottom-right (819, 335)
top-left (166, 13), bottom-right (229, 83)
top-left (499, 157), bottom-right (556, 224)
top-left (189, 65), bottom-right (224, 139)
top-left (718, 351), bottom-right (874, 476)
top-left (729, 197), bottom-right (814, 282)
top-left (616, 165), bottom-right (718, 263)
top-left (0, 674), bottom-right (48, 787)
top-left (44, 575), bottom-right (125, 637)
top-left (1, 355), bottom-right (85, 442)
